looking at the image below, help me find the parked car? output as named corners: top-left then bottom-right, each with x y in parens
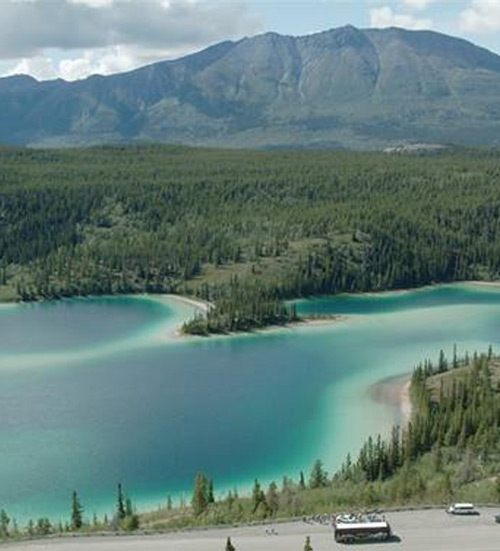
top-left (446, 503), bottom-right (480, 515)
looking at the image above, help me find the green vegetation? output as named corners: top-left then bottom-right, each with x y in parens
top-left (0, 351), bottom-right (498, 541)
top-left (3, 27), bottom-right (500, 150)
top-left (1, 145), bottom-right (500, 540)
top-left (70, 491), bottom-right (83, 531)
top-left (2, 145), bottom-right (500, 334)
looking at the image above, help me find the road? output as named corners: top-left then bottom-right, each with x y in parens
top-left (3, 508), bottom-right (500, 551)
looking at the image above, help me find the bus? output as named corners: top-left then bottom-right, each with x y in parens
top-left (334, 515), bottom-right (392, 544)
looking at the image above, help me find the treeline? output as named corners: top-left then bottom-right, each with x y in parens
top-left (182, 278), bottom-right (299, 334)
top-left (0, 483), bottom-right (139, 541)
top-left (350, 349), bottom-right (500, 485)
top-left (1, 353), bottom-right (500, 539)
top-left (2, 145), bottom-right (500, 331)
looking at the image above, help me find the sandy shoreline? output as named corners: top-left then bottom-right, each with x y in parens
top-left (370, 374), bottom-right (413, 426)
top-left (172, 312), bottom-right (349, 341)
top-left (465, 280), bottom-right (500, 290)
top-left (155, 293), bottom-right (212, 313)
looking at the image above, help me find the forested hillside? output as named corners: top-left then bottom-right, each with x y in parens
top-left (1, 145), bottom-right (500, 332)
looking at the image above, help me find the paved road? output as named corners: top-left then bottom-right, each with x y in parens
top-left (3, 508), bottom-right (500, 551)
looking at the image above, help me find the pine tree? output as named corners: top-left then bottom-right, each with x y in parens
top-left (266, 482), bottom-right (279, 516)
top-left (70, 491), bottom-right (83, 530)
top-left (225, 536), bottom-right (236, 551)
top-left (309, 459), bottom-right (328, 489)
top-left (208, 479), bottom-right (215, 504)
top-left (299, 471), bottom-right (306, 490)
top-left (125, 497), bottom-right (134, 517)
top-left (0, 509), bottom-right (10, 538)
top-left (251, 479), bottom-right (267, 514)
top-left (117, 483), bottom-right (126, 520)
top-left (495, 476), bottom-right (500, 501)
top-left (304, 535), bottom-right (313, 551)
top-left (192, 472), bottom-right (209, 516)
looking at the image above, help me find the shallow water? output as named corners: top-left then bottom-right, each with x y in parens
top-left (0, 284), bottom-right (499, 523)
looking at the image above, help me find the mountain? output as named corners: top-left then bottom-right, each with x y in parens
top-left (2, 26), bottom-right (500, 149)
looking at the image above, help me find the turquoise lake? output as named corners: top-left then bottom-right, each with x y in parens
top-left (1, 283), bottom-right (500, 522)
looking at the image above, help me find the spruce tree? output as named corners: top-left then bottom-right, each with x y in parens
top-left (304, 535), bottom-right (313, 551)
top-left (208, 479), bottom-right (215, 504)
top-left (266, 482), bottom-right (279, 516)
top-left (192, 472), bottom-right (209, 516)
top-left (70, 491), bottom-right (83, 531)
top-left (299, 471), bottom-right (306, 490)
top-left (309, 459), bottom-right (328, 489)
top-left (117, 483), bottom-right (126, 520)
top-left (0, 509), bottom-right (10, 538)
top-left (251, 479), bottom-right (266, 513)
top-left (125, 497), bottom-right (134, 517)
top-left (225, 536), bottom-right (236, 551)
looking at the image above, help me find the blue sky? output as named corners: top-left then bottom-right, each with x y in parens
top-left (1, 0), bottom-right (500, 81)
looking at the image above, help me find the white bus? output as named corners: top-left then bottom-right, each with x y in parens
top-left (334, 518), bottom-right (392, 543)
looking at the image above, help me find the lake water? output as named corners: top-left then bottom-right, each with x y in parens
top-left (1, 283), bottom-right (500, 523)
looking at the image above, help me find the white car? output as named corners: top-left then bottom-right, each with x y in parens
top-left (446, 503), bottom-right (480, 515)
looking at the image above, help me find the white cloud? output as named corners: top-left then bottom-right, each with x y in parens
top-left (370, 6), bottom-right (433, 30)
top-left (0, 0), bottom-right (259, 59)
top-left (69, 0), bottom-right (115, 7)
top-left (5, 43), bottom-right (210, 81)
top-left (0, 0), bottom-right (260, 80)
top-left (399, 0), bottom-right (438, 10)
top-left (460, 0), bottom-right (500, 33)
top-left (6, 56), bottom-right (58, 81)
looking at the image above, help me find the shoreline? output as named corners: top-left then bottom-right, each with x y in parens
top-left (370, 373), bottom-right (413, 426)
top-left (173, 313), bottom-right (349, 341)
top-left (150, 293), bottom-right (212, 314)
top-left (465, 280), bottom-right (500, 290)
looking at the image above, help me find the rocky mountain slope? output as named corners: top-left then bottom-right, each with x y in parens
top-left (2, 26), bottom-right (500, 149)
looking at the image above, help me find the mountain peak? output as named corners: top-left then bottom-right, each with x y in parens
top-left (1, 26), bottom-right (500, 150)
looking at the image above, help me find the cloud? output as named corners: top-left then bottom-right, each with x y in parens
top-left (0, 0), bottom-right (260, 80)
top-left (460, 0), bottom-right (500, 32)
top-left (0, 0), bottom-right (259, 60)
top-left (5, 44), bottom-right (198, 81)
top-left (399, 0), bottom-right (438, 10)
top-left (6, 56), bottom-right (59, 81)
top-left (370, 6), bottom-right (433, 30)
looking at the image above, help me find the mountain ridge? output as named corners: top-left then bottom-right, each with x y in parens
top-left (2, 25), bottom-right (500, 149)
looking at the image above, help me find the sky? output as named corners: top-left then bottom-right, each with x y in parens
top-left (2, 0), bottom-right (500, 81)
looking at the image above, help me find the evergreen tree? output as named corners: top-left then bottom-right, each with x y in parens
top-left (309, 460), bottom-right (328, 489)
top-left (299, 471), bottom-right (306, 490)
top-left (192, 472), bottom-right (209, 516)
top-left (125, 497), bottom-right (134, 517)
top-left (266, 482), bottom-right (279, 516)
top-left (304, 535), bottom-right (313, 551)
top-left (208, 479), bottom-right (215, 504)
top-left (116, 483), bottom-right (126, 520)
top-left (27, 520), bottom-right (34, 537)
top-left (225, 536), bottom-right (236, 551)
top-left (0, 510), bottom-right (10, 538)
top-left (70, 491), bottom-right (83, 531)
top-left (495, 477), bottom-right (500, 501)
top-left (251, 479), bottom-right (267, 514)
